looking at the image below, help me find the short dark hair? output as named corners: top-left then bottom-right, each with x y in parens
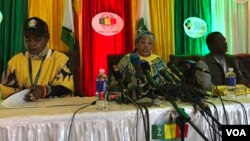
top-left (206, 32), bottom-right (222, 45)
top-left (206, 31), bottom-right (223, 50)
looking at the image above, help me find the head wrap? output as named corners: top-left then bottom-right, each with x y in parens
top-left (24, 17), bottom-right (49, 37)
top-left (135, 18), bottom-right (155, 44)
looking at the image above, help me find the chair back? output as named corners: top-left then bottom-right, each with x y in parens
top-left (107, 54), bottom-right (125, 83)
top-left (235, 53), bottom-right (250, 82)
top-left (63, 51), bottom-right (83, 96)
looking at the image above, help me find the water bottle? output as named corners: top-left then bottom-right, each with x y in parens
top-left (96, 69), bottom-right (108, 109)
top-left (225, 68), bottom-right (236, 99)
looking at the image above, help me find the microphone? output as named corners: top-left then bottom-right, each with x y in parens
top-left (180, 84), bottom-right (222, 131)
top-left (159, 69), bottom-right (176, 84)
top-left (161, 68), bottom-right (182, 84)
top-left (168, 70), bottom-right (182, 83)
top-left (167, 62), bottom-right (184, 78)
top-left (112, 65), bottom-right (126, 90)
top-left (112, 65), bottom-right (133, 104)
top-left (130, 52), bottom-right (146, 84)
top-left (152, 79), bottom-right (210, 141)
top-left (192, 87), bottom-right (211, 97)
top-left (186, 60), bottom-right (209, 73)
top-left (140, 61), bottom-right (157, 87)
top-left (136, 63), bottom-right (210, 141)
top-left (115, 54), bottom-right (150, 141)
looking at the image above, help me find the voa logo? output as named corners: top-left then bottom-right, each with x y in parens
top-left (226, 129), bottom-right (246, 136)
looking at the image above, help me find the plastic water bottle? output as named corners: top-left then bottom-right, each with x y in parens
top-left (226, 68), bottom-right (236, 99)
top-left (96, 69), bottom-right (108, 109)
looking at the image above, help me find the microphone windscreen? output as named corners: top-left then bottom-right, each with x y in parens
top-left (129, 53), bottom-right (145, 83)
top-left (130, 52), bottom-right (140, 65)
top-left (112, 65), bottom-right (123, 81)
top-left (140, 61), bottom-right (156, 87)
top-left (159, 69), bottom-right (175, 84)
top-left (140, 61), bottom-right (151, 72)
top-left (168, 62), bottom-right (183, 77)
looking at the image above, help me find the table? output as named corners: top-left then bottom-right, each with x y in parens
top-left (0, 96), bottom-right (250, 141)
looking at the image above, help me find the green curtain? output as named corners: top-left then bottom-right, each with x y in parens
top-left (174, 0), bottom-right (211, 55)
top-left (0, 0), bottom-right (28, 75)
top-left (211, 0), bottom-right (250, 54)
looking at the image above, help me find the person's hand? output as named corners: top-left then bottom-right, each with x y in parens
top-left (24, 85), bottom-right (46, 102)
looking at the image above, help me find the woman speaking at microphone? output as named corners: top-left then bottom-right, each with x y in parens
top-left (109, 18), bottom-right (169, 95)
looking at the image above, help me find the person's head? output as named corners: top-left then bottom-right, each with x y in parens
top-left (135, 31), bottom-right (155, 57)
top-left (23, 17), bottom-right (50, 55)
top-left (206, 32), bottom-right (227, 55)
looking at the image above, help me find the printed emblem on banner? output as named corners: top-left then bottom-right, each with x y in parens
top-left (151, 110), bottom-right (189, 141)
top-left (92, 12), bottom-right (124, 36)
top-left (183, 17), bottom-right (207, 38)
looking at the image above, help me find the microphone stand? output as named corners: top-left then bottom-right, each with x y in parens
top-left (185, 64), bottom-right (222, 130)
top-left (182, 83), bottom-right (222, 131)
top-left (163, 65), bottom-right (222, 140)
top-left (166, 95), bottom-right (209, 141)
top-left (136, 79), bottom-right (141, 100)
top-left (195, 101), bottom-right (222, 130)
top-left (179, 83), bottom-right (223, 141)
top-left (175, 116), bottom-right (185, 141)
top-left (141, 63), bottom-right (209, 141)
top-left (177, 64), bottom-right (222, 134)
top-left (150, 82), bottom-right (209, 140)
top-left (122, 89), bottom-right (150, 141)
top-left (112, 68), bottom-right (150, 141)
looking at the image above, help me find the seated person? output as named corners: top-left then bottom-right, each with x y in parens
top-left (109, 18), bottom-right (169, 96)
top-left (195, 31), bottom-right (249, 91)
top-left (0, 17), bottom-right (74, 101)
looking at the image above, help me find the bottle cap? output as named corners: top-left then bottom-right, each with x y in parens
top-left (228, 68), bottom-right (234, 72)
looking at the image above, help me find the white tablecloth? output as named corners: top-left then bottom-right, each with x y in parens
top-left (0, 96), bottom-right (250, 141)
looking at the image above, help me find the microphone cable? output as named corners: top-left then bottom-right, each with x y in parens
top-left (165, 64), bottom-right (223, 140)
top-left (148, 69), bottom-right (210, 140)
top-left (204, 100), bottom-right (221, 141)
top-left (177, 81), bottom-right (223, 140)
top-left (161, 66), bottom-right (222, 140)
top-left (221, 98), bottom-right (248, 125)
top-left (125, 92), bottom-right (150, 141)
top-left (215, 85), bottom-right (229, 125)
top-left (205, 100), bottom-right (221, 141)
top-left (68, 100), bottom-right (96, 141)
top-left (138, 102), bottom-right (150, 141)
top-left (216, 86), bottom-right (248, 126)
top-left (118, 87), bottom-right (144, 141)
top-left (183, 85), bottom-right (222, 140)
top-left (143, 62), bottom-right (210, 140)
top-left (197, 104), bottom-right (222, 141)
top-left (199, 109), bottom-right (220, 141)
top-left (205, 101), bottom-right (219, 125)
top-left (112, 64), bottom-right (149, 141)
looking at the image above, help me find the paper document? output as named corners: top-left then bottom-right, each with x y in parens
top-left (1, 89), bottom-right (42, 108)
top-left (1, 89), bottom-right (95, 108)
